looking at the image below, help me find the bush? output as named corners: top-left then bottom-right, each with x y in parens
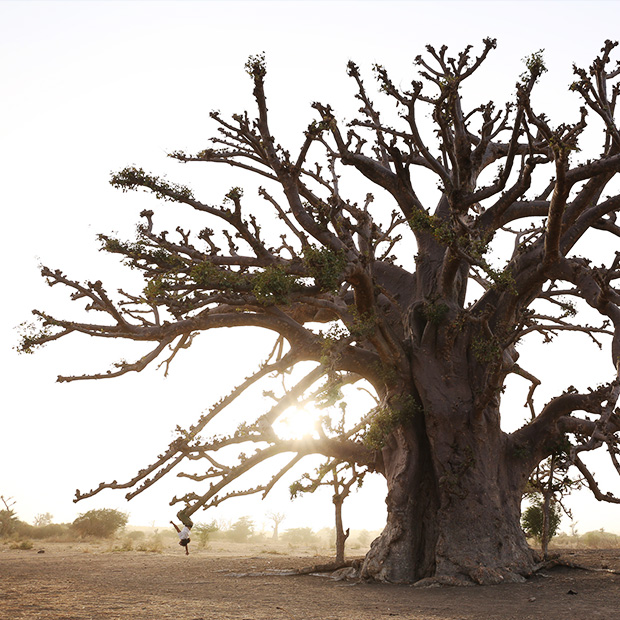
top-left (72, 509), bottom-right (128, 538)
top-left (10, 540), bottom-right (34, 550)
top-left (280, 527), bottom-right (318, 545)
top-left (193, 521), bottom-right (219, 548)
top-left (136, 533), bottom-right (164, 553)
top-left (225, 516), bottom-right (254, 543)
top-left (580, 530), bottom-right (620, 549)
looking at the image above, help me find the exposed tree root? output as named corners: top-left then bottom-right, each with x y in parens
top-left (294, 559), bottom-right (361, 576)
top-left (531, 556), bottom-right (620, 576)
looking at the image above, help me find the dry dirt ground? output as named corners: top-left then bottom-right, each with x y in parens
top-left (2, 542), bottom-right (620, 620)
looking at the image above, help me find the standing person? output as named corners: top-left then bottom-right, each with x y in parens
top-left (171, 510), bottom-right (193, 555)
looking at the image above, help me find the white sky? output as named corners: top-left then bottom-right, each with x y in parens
top-left (2, 0), bottom-right (620, 535)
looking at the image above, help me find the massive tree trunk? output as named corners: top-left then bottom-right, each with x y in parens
top-left (362, 339), bottom-right (535, 585)
top-left (362, 413), bottom-right (534, 585)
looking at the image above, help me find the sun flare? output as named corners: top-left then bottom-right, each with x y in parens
top-left (272, 406), bottom-right (322, 440)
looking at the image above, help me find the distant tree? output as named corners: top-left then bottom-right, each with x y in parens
top-left (280, 526), bottom-right (318, 545)
top-left (33, 512), bottom-right (54, 527)
top-left (0, 496), bottom-right (17, 538)
top-left (225, 516), bottom-right (254, 543)
top-left (266, 511), bottom-right (285, 540)
top-left (21, 40), bottom-right (620, 584)
top-left (72, 508), bottom-right (128, 538)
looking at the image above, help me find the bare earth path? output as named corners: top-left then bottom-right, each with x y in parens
top-left (2, 544), bottom-right (620, 619)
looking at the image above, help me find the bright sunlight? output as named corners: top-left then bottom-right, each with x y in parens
top-left (272, 406), bottom-right (323, 440)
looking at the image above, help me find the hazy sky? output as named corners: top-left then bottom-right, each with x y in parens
top-left (3, 0), bottom-right (620, 535)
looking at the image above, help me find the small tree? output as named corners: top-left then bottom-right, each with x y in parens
top-left (72, 508), bottom-right (128, 538)
top-left (193, 520), bottom-right (219, 548)
top-left (524, 452), bottom-right (583, 557)
top-left (522, 497), bottom-right (562, 545)
top-left (290, 460), bottom-right (364, 564)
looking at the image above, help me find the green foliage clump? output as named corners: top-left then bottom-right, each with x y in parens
top-left (143, 277), bottom-right (168, 301)
top-left (364, 395), bottom-right (420, 450)
top-left (251, 266), bottom-right (296, 305)
top-left (422, 299), bottom-right (450, 325)
top-left (190, 261), bottom-right (241, 290)
top-left (521, 499), bottom-right (561, 543)
top-left (302, 245), bottom-right (347, 292)
top-left (110, 167), bottom-right (194, 202)
top-left (408, 210), bottom-right (455, 246)
top-left (488, 267), bottom-right (518, 295)
top-left (471, 335), bottom-right (502, 364)
top-left (520, 49), bottom-right (547, 84)
top-left (72, 509), bottom-right (128, 539)
top-left (100, 236), bottom-right (186, 271)
top-left (15, 320), bottom-right (55, 355)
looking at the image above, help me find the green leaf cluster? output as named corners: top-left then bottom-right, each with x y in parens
top-left (101, 236), bottom-right (186, 271)
top-left (471, 334), bottom-right (502, 364)
top-left (520, 49), bottom-right (547, 84)
top-left (363, 395), bottom-right (420, 450)
top-left (251, 265), bottom-right (296, 305)
top-left (421, 299), bottom-right (450, 325)
top-left (110, 167), bottom-right (194, 202)
top-left (302, 245), bottom-right (347, 292)
top-left (408, 210), bottom-right (456, 246)
top-left (190, 261), bottom-right (242, 289)
top-left (488, 267), bottom-right (518, 295)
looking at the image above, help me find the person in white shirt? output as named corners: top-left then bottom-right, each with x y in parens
top-left (170, 512), bottom-right (193, 555)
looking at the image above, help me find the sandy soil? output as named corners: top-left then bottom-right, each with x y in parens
top-left (2, 542), bottom-right (620, 620)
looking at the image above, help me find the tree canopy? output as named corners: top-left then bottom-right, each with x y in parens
top-left (20, 39), bottom-right (620, 584)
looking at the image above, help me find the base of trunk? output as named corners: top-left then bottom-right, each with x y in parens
top-left (361, 523), bottom-right (536, 585)
top-left (359, 425), bottom-right (536, 585)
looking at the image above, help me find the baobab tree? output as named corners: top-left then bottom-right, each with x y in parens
top-left (19, 39), bottom-right (620, 585)
top-left (266, 511), bottom-right (285, 540)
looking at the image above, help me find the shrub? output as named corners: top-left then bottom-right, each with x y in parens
top-left (193, 521), bottom-right (219, 548)
top-left (224, 516), bottom-right (254, 543)
top-left (136, 533), bottom-right (164, 553)
top-left (580, 529), bottom-right (620, 549)
top-left (280, 527), bottom-right (318, 545)
top-left (27, 523), bottom-right (71, 540)
top-left (72, 509), bottom-right (128, 538)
